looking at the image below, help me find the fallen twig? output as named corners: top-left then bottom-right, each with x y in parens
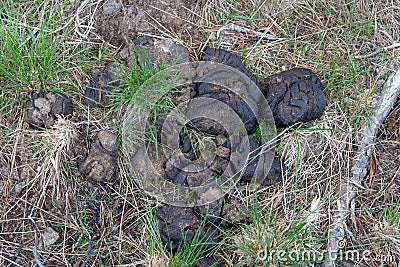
top-left (355, 29), bottom-right (400, 59)
top-left (32, 247), bottom-right (45, 267)
top-left (29, 217), bottom-right (45, 267)
top-left (228, 24), bottom-right (278, 41)
top-left (323, 64), bottom-right (400, 266)
top-left (10, 242), bottom-right (23, 266)
top-left (354, 43), bottom-right (381, 59)
top-left (80, 239), bottom-right (93, 267)
top-left (217, 23), bottom-right (279, 42)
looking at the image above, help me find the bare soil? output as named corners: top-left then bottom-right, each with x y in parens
top-left (95, 0), bottom-right (204, 49)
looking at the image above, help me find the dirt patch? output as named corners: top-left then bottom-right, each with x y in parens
top-left (95, 0), bottom-right (203, 47)
top-left (119, 36), bottom-right (191, 67)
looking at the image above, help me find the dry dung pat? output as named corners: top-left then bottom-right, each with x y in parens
top-left (26, 91), bottom-right (72, 129)
top-left (199, 48), bottom-right (326, 127)
top-left (261, 155), bottom-right (286, 186)
top-left (79, 130), bottom-right (118, 182)
top-left (262, 68), bottom-right (326, 126)
top-left (155, 205), bottom-right (220, 253)
top-left (221, 197), bottom-right (250, 226)
top-left (201, 48), bottom-right (260, 85)
top-left (241, 151), bottom-right (286, 186)
top-left (194, 198), bottom-right (224, 224)
top-left (84, 62), bottom-right (121, 107)
top-left (139, 47), bottom-right (324, 264)
top-left (196, 48), bottom-right (260, 133)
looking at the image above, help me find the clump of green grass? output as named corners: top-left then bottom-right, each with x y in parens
top-left (219, 196), bottom-right (327, 266)
top-left (0, 1), bottom-right (88, 97)
top-left (117, 52), bottom-right (186, 160)
top-left (107, 52), bottom-right (168, 111)
top-left (378, 200), bottom-right (400, 231)
top-left (167, 234), bottom-right (217, 267)
top-left (135, 204), bottom-right (221, 267)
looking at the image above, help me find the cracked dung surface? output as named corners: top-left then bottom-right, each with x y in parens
top-left (79, 130), bottom-right (118, 182)
top-left (195, 48), bottom-right (260, 133)
top-left (25, 91), bottom-right (72, 129)
top-left (262, 67), bottom-right (326, 126)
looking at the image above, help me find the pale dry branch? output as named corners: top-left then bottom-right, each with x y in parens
top-left (228, 24), bottom-right (278, 41)
top-left (323, 64), bottom-right (400, 267)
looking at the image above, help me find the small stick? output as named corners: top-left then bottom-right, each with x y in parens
top-left (80, 239), bottom-right (93, 267)
top-left (32, 247), bottom-right (45, 267)
top-left (354, 43), bottom-right (381, 59)
top-left (29, 217), bottom-right (45, 267)
top-left (355, 29), bottom-right (400, 59)
top-left (10, 242), bottom-right (23, 266)
top-left (228, 24), bottom-right (278, 41)
top-left (322, 65), bottom-right (400, 266)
